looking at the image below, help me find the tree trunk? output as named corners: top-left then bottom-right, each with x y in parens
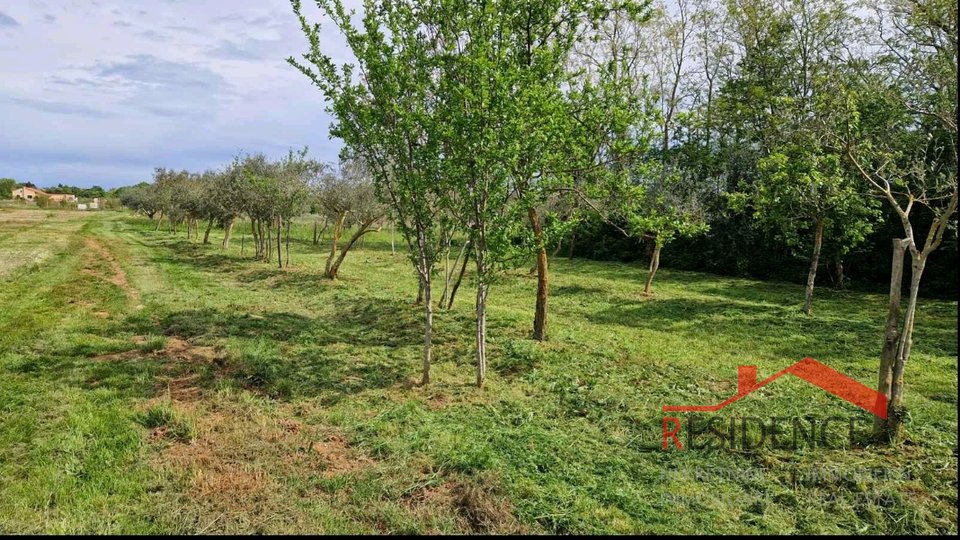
top-left (326, 218), bottom-right (378, 280)
top-left (250, 219), bottom-right (258, 257)
top-left (447, 244), bottom-right (470, 310)
top-left (154, 210), bottom-right (164, 231)
top-left (285, 220), bottom-right (291, 268)
top-left (567, 232), bottom-right (576, 259)
top-left (440, 239), bottom-right (469, 308)
top-left (475, 280), bottom-right (488, 388)
top-left (643, 242), bottom-right (662, 295)
top-left (222, 217), bottom-right (235, 249)
top-left (803, 218), bottom-right (824, 315)
top-left (265, 221), bottom-right (272, 262)
top-left (876, 238), bottom-right (907, 438)
top-left (203, 218), bottom-right (214, 245)
top-left (276, 218), bottom-right (283, 269)
top-left (421, 273), bottom-right (433, 385)
top-left (834, 259), bottom-right (845, 289)
top-left (325, 213), bottom-right (346, 277)
top-left (528, 207), bottom-right (548, 341)
top-left (883, 254), bottom-right (927, 442)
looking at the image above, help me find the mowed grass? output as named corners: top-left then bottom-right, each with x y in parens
top-left (0, 208), bottom-right (955, 534)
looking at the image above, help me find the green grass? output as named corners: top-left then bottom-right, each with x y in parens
top-left (0, 208), bottom-right (956, 533)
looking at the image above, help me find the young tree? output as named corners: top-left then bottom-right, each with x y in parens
top-left (275, 149), bottom-right (324, 268)
top-left (291, 0), bottom-right (452, 384)
top-left (624, 165), bottom-right (709, 295)
top-left (737, 144), bottom-right (877, 314)
top-left (839, 0), bottom-right (957, 442)
top-left (437, 0), bottom-right (648, 384)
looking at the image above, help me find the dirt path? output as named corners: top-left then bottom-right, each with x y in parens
top-left (81, 236), bottom-right (142, 304)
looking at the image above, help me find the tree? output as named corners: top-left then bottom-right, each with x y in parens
top-left (0, 178), bottom-right (15, 199)
top-left (624, 164), bottom-right (709, 295)
top-left (436, 0), bottom-right (647, 384)
top-left (710, 0), bottom-right (878, 314)
top-left (838, 0), bottom-right (957, 442)
top-left (118, 182), bottom-right (162, 218)
top-left (317, 159), bottom-right (386, 279)
top-left (736, 144), bottom-right (877, 314)
top-left (291, 0), bottom-right (452, 384)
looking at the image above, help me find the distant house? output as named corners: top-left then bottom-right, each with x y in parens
top-left (11, 186), bottom-right (42, 201)
top-left (11, 186), bottom-right (78, 203)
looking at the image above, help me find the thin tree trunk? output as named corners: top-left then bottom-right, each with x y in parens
top-left (803, 218), bottom-right (824, 315)
top-left (203, 218), bottom-right (214, 245)
top-left (876, 238), bottom-right (907, 437)
top-left (475, 280), bottom-right (488, 388)
top-left (260, 218), bottom-right (273, 262)
top-left (440, 239), bottom-right (469, 307)
top-left (529, 207), bottom-right (548, 341)
top-left (834, 259), bottom-right (845, 289)
top-left (643, 242), bottom-right (662, 295)
top-left (421, 273), bottom-right (433, 385)
top-left (326, 218), bottom-right (379, 280)
top-left (154, 210), bottom-right (164, 231)
top-left (325, 213), bottom-right (346, 277)
top-left (285, 220), bottom-right (291, 268)
top-left (447, 244), bottom-right (470, 310)
top-left (222, 217), bottom-right (235, 249)
top-left (250, 219), bottom-right (257, 257)
top-left (567, 232), bottom-right (576, 259)
top-left (276, 218), bottom-right (283, 269)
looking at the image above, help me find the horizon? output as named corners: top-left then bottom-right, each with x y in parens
top-left (0, 1), bottom-right (356, 189)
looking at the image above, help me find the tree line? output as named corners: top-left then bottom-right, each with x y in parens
top-left (120, 151), bottom-right (387, 278)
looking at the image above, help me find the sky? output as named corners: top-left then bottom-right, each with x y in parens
top-left (0, 0), bottom-right (359, 189)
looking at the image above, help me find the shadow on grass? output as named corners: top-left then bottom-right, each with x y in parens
top-left (585, 296), bottom-right (886, 363)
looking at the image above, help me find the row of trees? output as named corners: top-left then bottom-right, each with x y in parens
top-left (120, 151), bottom-right (386, 278)
top-left (287, 0), bottom-right (956, 442)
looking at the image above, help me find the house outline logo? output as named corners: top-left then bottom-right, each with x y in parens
top-left (662, 357), bottom-right (888, 419)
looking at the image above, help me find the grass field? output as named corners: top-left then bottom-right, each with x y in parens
top-left (0, 207), bottom-right (956, 534)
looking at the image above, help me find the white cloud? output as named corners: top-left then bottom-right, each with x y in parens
top-left (0, 0), bottom-right (360, 188)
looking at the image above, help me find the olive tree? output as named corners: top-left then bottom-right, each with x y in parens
top-left (317, 159), bottom-right (386, 279)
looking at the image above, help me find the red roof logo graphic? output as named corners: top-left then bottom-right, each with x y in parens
top-left (662, 358), bottom-right (888, 419)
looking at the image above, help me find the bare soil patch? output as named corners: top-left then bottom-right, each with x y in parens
top-left (403, 472), bottom-right (525, 534)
